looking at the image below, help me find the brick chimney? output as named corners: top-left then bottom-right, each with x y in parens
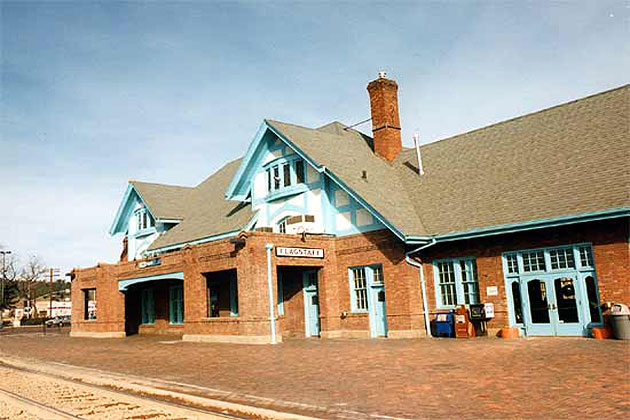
top-left (367, 72), bottom-right (402, 162)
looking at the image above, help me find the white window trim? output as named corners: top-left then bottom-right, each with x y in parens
top-left (433, 257), bottom-right (479, 309)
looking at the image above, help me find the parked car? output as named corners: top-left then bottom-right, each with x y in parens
top-left (45, 316), bottom-right (71, 327)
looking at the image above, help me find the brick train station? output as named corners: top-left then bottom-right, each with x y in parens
top-left (70, 76), bottom-right (629, 343)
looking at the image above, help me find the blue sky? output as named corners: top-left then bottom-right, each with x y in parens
top-left (1, 1), bottom-right (628, 274)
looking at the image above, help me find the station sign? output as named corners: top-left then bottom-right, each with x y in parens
top-left (276, 247), bottom-right (324, 259)
top-left (138, 258), bottom-right (161, 268)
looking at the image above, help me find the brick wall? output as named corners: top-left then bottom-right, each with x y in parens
top-left (418, 218), bottom-right (629, 332)
top-left (70, 217), bottom-right (628, 340)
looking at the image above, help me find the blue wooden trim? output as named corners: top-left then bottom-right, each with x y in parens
top-left (109, 183), bottom-right (160, 236)
top-left (225, 122), bottom-right (270, 200)
top-left (432, 257), bottom-right (478, 310)
top-left (118, 271), bottom-right (184, 291)
top-left (501, 242), bottom-right (604, 335)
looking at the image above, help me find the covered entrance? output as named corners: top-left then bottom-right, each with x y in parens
top-left (504, 244), bottom-right (602, 336)
top-left (277, 267), bottom-right (320, 338)
top-left (119, 272), bottom-right (184, 335)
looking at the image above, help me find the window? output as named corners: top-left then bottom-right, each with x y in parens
top-left (83, 289), bottom-right (96, 320)
top-left (436, 261), bottom-right (456, 306)
top-left (549, 248), bottom-right (575, 270)
top-left (277, 216), bottom-right (289, 234)
top-left (273, 166), bottom-right (280, 190)
top-left (522, 250), bottom-right (545, 272)
top-left (350, 267), bottom-right (368, 311)
top-left (295, 160), bottom-right (305, 183)
top-left (460, 260), bottom-right (479, 305)
top-left (135, 208), bottom-right (153, 231)
top-left (505, 254), bottom-right (519, 274)
top-left (579, 246), bottom-right (594, 267)
top-left (511, 281), bottom-right (523, 324)
top-left (434, 258), bottom-right (480, 307)
top-left (283, 163), bottom-right (291, 187)
top-left (373, 266), bottom-right (384, 284)
top-left (141, 289), bottom-right (155, 324)
top-left (206, 271), bottom-right (238, 317)
top-left (265, 158), bottom-right (307, 194)
top-left (169, 285), bottom-right (184, 324)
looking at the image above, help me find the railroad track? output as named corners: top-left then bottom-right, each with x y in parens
top-left (0, 363), bottom-right (249, 419)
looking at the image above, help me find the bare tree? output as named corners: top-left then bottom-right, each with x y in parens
top-left (19, 255), bottom-right (47, 317)
top-left (1, 251), bottom-right (19, 311)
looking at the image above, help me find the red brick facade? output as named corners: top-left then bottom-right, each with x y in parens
top-left (367, 76), bottom-right (402, 162)
top-left (71, 218), bottom-right (628, 342)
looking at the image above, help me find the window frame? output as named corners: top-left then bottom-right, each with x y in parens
top-left (264, 157), bottom-right (308, 196)
top-left (134, 207), bottom-right (154, 233)
top-left (433, 257), bottom-right (480, 309)
top-left (348, 264), bottom-right (383, 313)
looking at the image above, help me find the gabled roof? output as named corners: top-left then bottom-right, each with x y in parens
top-left (116, 84), bottom-right (628, 251)
top-left (265, 119), bottom-right (429, 238)
top-left (109, 182), bottom-right (193, 235)
top-left (146, 159), bottom-right (254, 251)
top-left (396, 84), bottom-right (629, 237)
top-left (130, 181), bottom-right (192, 220)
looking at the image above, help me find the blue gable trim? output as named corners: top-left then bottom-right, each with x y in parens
top-left (109, 183), bottom-right (158, 236)
top-left (118, 271), bottom-right (184, 291)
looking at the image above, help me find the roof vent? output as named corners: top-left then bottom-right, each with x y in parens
top-left (413, 133), bottom-right (425, 176)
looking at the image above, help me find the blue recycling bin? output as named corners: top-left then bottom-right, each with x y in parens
top-left (435, 311), bottom-right (454, 337)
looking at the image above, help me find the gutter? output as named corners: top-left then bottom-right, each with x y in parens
top-left (404, 239), bottom-right (437, 337)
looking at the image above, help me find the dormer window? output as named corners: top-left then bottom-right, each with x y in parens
top-left (135, 208), bottom-right (154, 232)
top-left (266, 158), bottom-right (306, 195)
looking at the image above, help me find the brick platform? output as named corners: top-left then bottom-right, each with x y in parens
top-left (0, 334), bottom-right (627, 419)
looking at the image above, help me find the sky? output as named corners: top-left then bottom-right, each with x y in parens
top-left (1, 1), bottom-right (628, 276)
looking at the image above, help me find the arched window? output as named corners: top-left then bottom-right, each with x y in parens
top-left (277, 216), bottom-right (290, 234)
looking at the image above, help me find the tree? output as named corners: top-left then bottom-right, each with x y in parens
top-left (0, 252), bottom-right (19, 311)
top-left (18, 255), bottom-right (47, 317)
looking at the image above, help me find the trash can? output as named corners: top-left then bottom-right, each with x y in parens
top-left (435, 311), bottom-right (454, 337)
top-left (609, 303), bottom-right (630, 340)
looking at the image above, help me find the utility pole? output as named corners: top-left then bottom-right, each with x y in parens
top-left (0, 250), bottom-right (12, 312)
top-left (49, 267), bottom-right (53, 318)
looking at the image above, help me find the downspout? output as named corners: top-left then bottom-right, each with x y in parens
top-left (265, 243), bottom-right (277, 344)
top-left (405, 239), bottom-right (437, 336)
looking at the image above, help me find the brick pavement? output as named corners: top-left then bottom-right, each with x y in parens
top-left (0, 334), bottom-right (628, 419)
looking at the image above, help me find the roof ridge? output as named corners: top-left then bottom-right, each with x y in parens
top-left (419, 84), bottom-right (629, 149)
top-left (131, 180), bottom-right (193, 189)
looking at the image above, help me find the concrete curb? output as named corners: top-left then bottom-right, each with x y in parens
top-left (0, 354), bottom-right (323, 420)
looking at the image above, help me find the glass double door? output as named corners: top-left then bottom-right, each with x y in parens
top-left (522, 274), bottom-right (584, 336)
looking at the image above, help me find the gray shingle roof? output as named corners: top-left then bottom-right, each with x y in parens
top-left (130, 181), bottom-right (192, 220)
top-left (133, 84), bottom-right (627, 251)
top-left (266, 119), bottom-right (429, 237)
top-left (146, 159), bottom-right (254, 251)
top-left (395, 84), bottom-right (629, 235)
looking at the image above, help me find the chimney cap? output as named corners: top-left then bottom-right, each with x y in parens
top-left (378, 70), bottom-right (387, 79)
